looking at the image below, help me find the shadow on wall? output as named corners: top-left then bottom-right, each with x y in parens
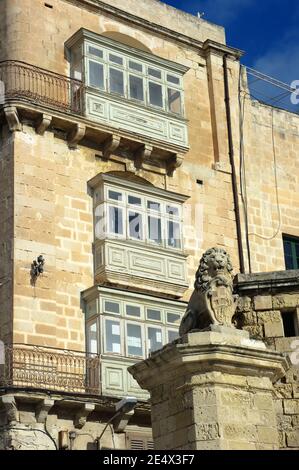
top-left (0, 340), bottom-right (4, 365)
top-left (101, 31), bottom-right (152, 53)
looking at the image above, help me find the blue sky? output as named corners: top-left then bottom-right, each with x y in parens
top-left (164, 0), bottom-right (299, 86)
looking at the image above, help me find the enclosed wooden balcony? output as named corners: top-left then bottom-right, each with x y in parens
top-left (0, 60), bottom-right (188, 174)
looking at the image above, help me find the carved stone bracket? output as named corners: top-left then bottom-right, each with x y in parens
top-left (35, 114), bottom-right (52, 136)
top-left (102, 134), bottom-right (121, 160)
top-left (67, 123), bottom-right (86, 149)
top-left (0, 395), bottom-right (19, 424)
top-left (35, 398), bottom-right (54, 424)
top-left (167, 153), bottom-right (184, 176)
top-left (125, 159), bottom-right (136, 173)
top-left (113, 409), bottom-right (135, 433)
top-left (74, 403), bottom-right (95, 429)
top-left (134, 144), bottom-right (153, 169)
top-left (3, 106), bottom-right (21, 132)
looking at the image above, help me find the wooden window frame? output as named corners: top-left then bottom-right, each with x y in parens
top-left (283, 235), bottom-right (299, 270)
top-left (83, 40), bottom-right (185, 117)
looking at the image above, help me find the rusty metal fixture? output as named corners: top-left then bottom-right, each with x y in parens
top-left (0, 343), bottom-right (101, 395)
top-left (0, 60), bottom-right (84, 115)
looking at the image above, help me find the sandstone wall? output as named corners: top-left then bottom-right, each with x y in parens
top-left (0, 0), bottom-right (298, 379)
top-left (0, 0), bottom-right (225, 66)
top-left (1, 0), bottom-right (240, 349)
top-left (0, 127), bottom-right (14, 344)
top-left (236, 273), bottom-right (299, 449)
top-left (240, 100), bottom-right (299, 272)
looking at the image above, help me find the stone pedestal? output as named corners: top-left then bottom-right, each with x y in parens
top-left (129, 327), bottom-right (290, 450)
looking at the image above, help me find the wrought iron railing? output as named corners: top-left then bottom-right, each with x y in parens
top-left (0, 60), bottom-right (84, 114)
top-left (0, 343), bottom-right (101, 395)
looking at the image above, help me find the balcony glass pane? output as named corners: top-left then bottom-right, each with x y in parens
top-left (129, 60), bottom-right (143, 72)
top-left (147, 201), bottom-right (161, 212)
top-left (149, 82), bottom-right (163, 108)
top-left (104, 300), bottom-right (120, 315)
top-left (87, 322), bottom-right (98, 354)
top-left (147, 309), bottom-right (161, 321)
top-left (147, 327), bottom-right (163, 354)
top-left (127, 324), bottom-right (143, 356)
top-left (168, 330), bottom-right (179, 343)
top-left (129, 211), bottom-right (143, 240)
top-left (148, 216), bottom-right (162, 244)
top-left (109, 53), bottom-right (123, 65)
top-left (148, 67), bottom-right (162, 79)
top-left (73, 62), bottom-right (82, 81)
top-left (94, 204), bottom-right (105, 239)
top-left (167, 74), bottom-right (180, 85)
top-left (167, 312), bottom-right (181, 324)
top-left (126, 305), bottom-right (141, 318)
top-left (168, 88), bottom-right (182, 114)
top-left (167, 220), bottom-right (181, 248)
top-left (129, 75), bottom-right (144, 102)
top-left (108, 190), bottom-right (123, 202)
top-left (89, 61), bottom-right (104, 89)
top-left (166, 205), bottom-right (180, 217)
top-left (89, 46), bottom-right (103, 59)
top-left (105, 319), bottom-right (121, 353)
top-left (128, 195), bottom-right (142, 206)
top-left (109, 206), bottom-right (124, 235)
top-left (110, 68), bottom-right (124, 95)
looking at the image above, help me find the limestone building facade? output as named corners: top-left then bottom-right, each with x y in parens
top-left (0, 0), bottom-right (298, 450)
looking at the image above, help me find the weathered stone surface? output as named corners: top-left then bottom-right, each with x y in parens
top-left (275, 384), bottom-right (293, 399)
top-left (276, 415), bottom-right (292, 433)
top-left (286, 430), bottom-right (299, 447)
top-left (130, 330), bottom-right (287, 450)
top-left (222, 424), bottom-right (256, 442)
top-left (273, 295), bottom-right (299, 309)
top-left (192, 423), bottom-right (220, 441)
top-left (284, 400), bottom-right (299, 415)
top-left (257, 426), bottom-right (279, 445)
top-left (243, 325), bottom-right (264, 340)
top-left (264, 321), bottom-right (284, 338)
top-left (254, 296), bottom-right (272, 311)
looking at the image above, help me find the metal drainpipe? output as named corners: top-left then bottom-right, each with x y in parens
top-left (223, 54), bottom-right (245, 274)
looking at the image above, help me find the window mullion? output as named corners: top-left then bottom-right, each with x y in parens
top-left (291, 241), bottom-right (298, 269)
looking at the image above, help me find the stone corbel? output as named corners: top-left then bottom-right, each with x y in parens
top-left (102, 134), bottom-right (121, 160)
top-left (35, 113), bottom-right (52, 136)
top-left (125, 159), bottom-right (136, 173)
top-left (113, 409), bottom-right (135, 433)
top-left (167, 153), bottom-right (184, 176)
top-left (74, 403), bottom-right (95, 429)
top-left (134, 144), bottom-right (153, 170)
top-left (35, 398), bottom-right (54, 424)
top-left (67, 123), bottom-right (86, 149)
top-left (4, 106), bottom-right (21, 132)
top-left (0, 395), bottom-right (19, 424)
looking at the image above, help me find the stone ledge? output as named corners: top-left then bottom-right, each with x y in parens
top-left (235, 270), bottom-right (299, 294)
top-left (129, 330), bottom-right (291, 388)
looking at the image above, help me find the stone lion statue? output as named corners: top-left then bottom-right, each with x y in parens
top-left (179, 247), bottom-right (239, 335)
